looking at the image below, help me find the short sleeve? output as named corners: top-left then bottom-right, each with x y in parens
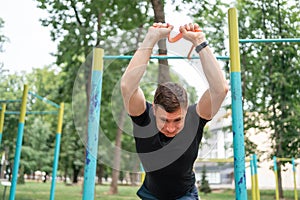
top-left (130, 102), bottom-right (151, 126)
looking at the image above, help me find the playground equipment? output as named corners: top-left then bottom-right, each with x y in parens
top-left (0, 104), bottom-right (6, 145)
top-left (80, 7), bottom-right (300, 200)
top-left (197, 155), bottom-right (298, 200)
top-left (250, 154), bottom-right (260, 200)
top-left (0, 86), bottom-right (64, 200)
top-left (273, 156), bottom-right (298, 200)
top-left (82, 48), bottom-right (104, 200)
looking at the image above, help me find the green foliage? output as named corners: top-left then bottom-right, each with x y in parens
top-left (22, 117), bottom-right (53, 173)
top-left (198, 165), bottom-right (212, 194)
top-left (235, 0), bottom-right (300, 197)
top-left (236, 0), bottom-right (300, 159)
top-left (0, 17), bottom-right (8, 53)
top-left (0, 66), bottom-right (84, 183)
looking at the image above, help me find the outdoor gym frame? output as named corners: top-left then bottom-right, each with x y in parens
top-left (0, 86), bottom-right (64, 200)
top-left (82, 7), bottom-right (300, 200)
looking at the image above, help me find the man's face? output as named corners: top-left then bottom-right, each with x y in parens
top-left (153, 105), bottom-right (187, 137)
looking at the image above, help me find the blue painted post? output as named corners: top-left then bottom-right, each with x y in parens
top-left (228, 8), bottom-right (248, 200)
top-left (292, 158), bottom-right (298, 200)
top-left (273, 156), bottom-right (279, 200)
top-left (253, 154), bottom-right (260, 200)
top-left (9, 85), bottom-right (28, 200)
top-left (82, 48), bottom-right (104, 200)
top-left (250, 156), bottom-right (256, 200)
top-left (50, 103), bottom-right (64, 200)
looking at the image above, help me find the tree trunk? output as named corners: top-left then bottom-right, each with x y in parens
top-left (108, 110), bottom-right (126, 194)
top-left (277, 164), bottom-right (284, 199)
top-left (150, 0), bottom-right (170, 83)
top-left (130, 161), bottom-right (140, 186)
top-left (72, 165), bottom-right (80, 183)
top-left (97, 163), bottom-right (104, 184)
top-left (64, 166), bottom-right (68, 183)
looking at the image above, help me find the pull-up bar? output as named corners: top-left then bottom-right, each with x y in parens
top-left (0, 100), bottom-right (22, 103)
top-left (4, 111), bottom-right (58, 115)
top-left (6, 86), bottom-right (64, 200)
top-left (239, 38), bottom-right (300, 43)
top-left (28, 91), bottom-right (60, 109)
top-left (102, 39), bottom-right (300, 62)
top-left (103, 55), bottom-right (230, 60)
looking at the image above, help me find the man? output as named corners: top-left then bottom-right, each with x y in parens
top-left (120, 22), bottom-right (228, 199)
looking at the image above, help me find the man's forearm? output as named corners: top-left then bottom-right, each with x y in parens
top-left (120, 35), bottom-right (155, 98)
top-left (199, 46), bottom-right (228, 95)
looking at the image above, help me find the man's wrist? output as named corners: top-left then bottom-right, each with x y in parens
top-left (195, 41), bottom-right (209, 53)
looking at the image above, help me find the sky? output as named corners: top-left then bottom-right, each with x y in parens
top-left (0, 0), bottom-right (57, 73)
top-left (0, 0), bottom-right (196, 74)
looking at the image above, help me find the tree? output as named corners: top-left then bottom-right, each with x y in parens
top-left (35, 1), bottom-right (153, 194)
top-left (198, 165), bottom-right (211, 194)
top-left (0, 17), bottom-right (9, 78)
top-left (22, 117), bottom-right (52, 182)
top-left (151, 0), bottom-right (171, 83)
top-left (0, 17), bottom-right (8, 53)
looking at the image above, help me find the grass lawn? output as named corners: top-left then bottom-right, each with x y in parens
top-left (0, 181), bottom-right (298, 200)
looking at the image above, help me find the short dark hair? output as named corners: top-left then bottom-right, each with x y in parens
top-left (153, 82), bottom-right (188, 113)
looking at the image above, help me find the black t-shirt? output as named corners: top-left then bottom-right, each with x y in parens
top-left (131, 102), bottom-right (209, 199)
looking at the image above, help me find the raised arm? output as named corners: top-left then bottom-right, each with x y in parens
top-left (180, 23), bottom-right (229, 120)
top-left (120, 23), bottom-right (173, 116)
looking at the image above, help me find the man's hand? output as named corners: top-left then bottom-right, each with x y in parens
top-left (179, 23), bottom-right (205, 46)
top-left (147, 22), bottom-right (174, 44)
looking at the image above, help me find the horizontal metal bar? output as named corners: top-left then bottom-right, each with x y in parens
top-left (0, 99), bottom-right (22, 103)
top-left (276, 157), bottom-right (293, 162)
top-left (239, 38), bottom-right (300, 43)
top-left (196, 158), bottom-right (251, 163)
top-left (4, 111), bottom-right (58, 115)
top-left (28, 91), bottom-right (60, 108)
top-left (103, 55), bottom-right (230, 61)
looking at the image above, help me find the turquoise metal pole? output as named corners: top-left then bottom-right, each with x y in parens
top-left (103, 55), bottom-right (230, 60)
top-left (4, 111), bottom-right (58, 115)
top-left (239, 38), bottom-right (300, 43)
top-left (250, 156), bottom-right (256, 200)
top-left (273, 156), bottom-right (279, 200)
top-left (292, 158), bottom-right (298, 200)
top-left (228, 8), bottom-right (247, 200)
top-left (49, 134), bottom-right (61, 200)
top-left (82, 48), bottom-right (104, 200)
top-left (9, 85), bottom-right (28, 200)
top-left (253, 154), bottom-right (260, 200)
top-left (50, 103), bottom-right (64, 200)
top-left (0, 100), bottom-right (22, 103)
top-left (28, 91), bottom-right (60, 108)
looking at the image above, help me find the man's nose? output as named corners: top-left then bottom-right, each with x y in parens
top-left (166, 123), bottom-right (176, 132)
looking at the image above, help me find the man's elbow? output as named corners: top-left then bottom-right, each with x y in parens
top-left (120, 76), bottom-right (128, 95)
top-left (224, 83), bottom-right (229, 96)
